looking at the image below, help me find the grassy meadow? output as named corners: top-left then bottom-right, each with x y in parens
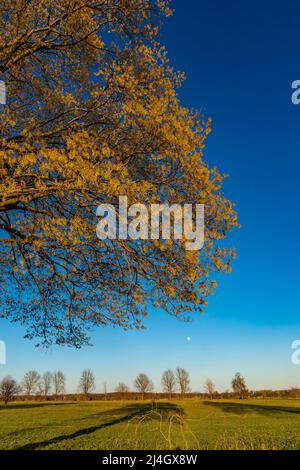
top-left (0, 399), bottom-right (300, 450)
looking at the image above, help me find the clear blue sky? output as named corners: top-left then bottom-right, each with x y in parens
top-left (1, 0), bottom-right (300, 393)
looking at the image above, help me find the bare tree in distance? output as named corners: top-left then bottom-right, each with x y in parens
top-left (134, 373), bottom-right (153, 400)
top-left (0, 376), bottom-right (20, 405)
top-left (204, 379), bottom-right (215, 399)
top-left (231, 372), bottom-right (248, 398)
top-left (175, 368), bottom-right (190, 398)
top-left (79, 369), bottom-right (95, 399)
top-left (53, 371), bottom-right (66, 400)
top-left (103, 381), bottom-right (107, 401)
top-left (161, 369), bottom-right (176, 400)
top-left (22, 370), bottom-right (41, 396)
top-left (39, 372), bottom-right (53, 399)
top-left (115, 382), bottom-right (130, 400)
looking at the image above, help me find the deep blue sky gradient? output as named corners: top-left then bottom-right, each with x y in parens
top-left (0, 0), bottom-right (300, 392)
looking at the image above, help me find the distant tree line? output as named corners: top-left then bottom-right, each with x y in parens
top-left (0, 369), bottom-right (299, 405)
top-left (0, 369), bottom-right (66, 404)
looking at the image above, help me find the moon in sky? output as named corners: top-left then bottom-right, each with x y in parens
top-left (186, 337), bottom-right (191, 342)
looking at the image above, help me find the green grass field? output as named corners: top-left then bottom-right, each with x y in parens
top-left (1, 399), bottom-right (300, 450)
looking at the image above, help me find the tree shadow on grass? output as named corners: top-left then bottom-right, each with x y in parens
top-left (0, 402), bottom-right (78, 411)
top-left (78, 401), bottom-right (184, 422)
top-left (203, 401), bottom-right (300, 416)
top-left (15, 402), bottom-right (184, 450)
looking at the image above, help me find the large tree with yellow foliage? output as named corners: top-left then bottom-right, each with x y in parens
top-left (0, 0), bottom-right (237, 346)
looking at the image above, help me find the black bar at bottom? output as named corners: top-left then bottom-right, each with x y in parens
top-left (0, 450), bottom-right (299, 467)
